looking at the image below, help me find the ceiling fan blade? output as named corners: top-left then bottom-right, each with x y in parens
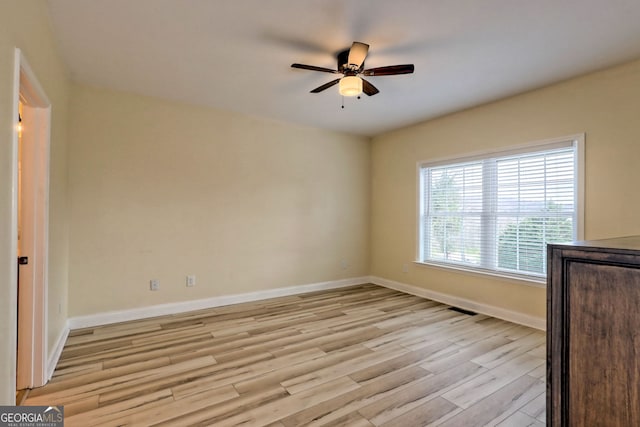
top-left (310, 78), bottom-right (341, 93)
top-left (291, 63), bottom-right (339, 73)
top-left (361, 78), bottom-right (379, 96)
top-left (348, 42), bottom-right (369, 68)
top-left (362, 64), bottom-right (415, 76)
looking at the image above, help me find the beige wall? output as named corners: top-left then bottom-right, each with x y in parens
top-left (371, 58), bottom-right (640, 323)
top-left (67, 85), bottom-right (370, 316)
top-left (0, 1), bottom-right (70, 404)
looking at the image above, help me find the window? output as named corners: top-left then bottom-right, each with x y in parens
top-left (418, 135), bottom-right (584, 281)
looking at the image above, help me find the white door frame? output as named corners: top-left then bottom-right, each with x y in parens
top-left (13, 48), bottom-right (51, 389)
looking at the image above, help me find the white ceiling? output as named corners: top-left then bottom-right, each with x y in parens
top-left (46, 0), bottom-right (640, 137)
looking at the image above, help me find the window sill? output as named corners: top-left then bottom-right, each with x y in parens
top-left (413, 260), bottom-right (547, 288)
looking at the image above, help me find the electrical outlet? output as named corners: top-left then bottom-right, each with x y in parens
top-left (186, 275), bottom-right (196, 287)
top-left (341, 259), bottom-right (349, 270)
top-left (402, 263), bottom-right (409, 273)
top-left (150, 279), bottom-right (159, 291)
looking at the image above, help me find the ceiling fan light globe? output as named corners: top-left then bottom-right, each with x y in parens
top-left (339, 76), bottom-right (363, 97)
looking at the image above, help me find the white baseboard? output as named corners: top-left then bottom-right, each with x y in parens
top-left (370, 276), bottom-right (546, 330)
top-left (68, 276), bottom-right (370, 330)
top-left (47, 325), bottom-right (69, 381)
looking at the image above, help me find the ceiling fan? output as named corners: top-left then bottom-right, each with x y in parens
top-left (291, 41), bottom-right (415, 97)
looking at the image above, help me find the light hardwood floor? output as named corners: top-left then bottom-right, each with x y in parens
top-left (24, 284), bottom-right (546, 426)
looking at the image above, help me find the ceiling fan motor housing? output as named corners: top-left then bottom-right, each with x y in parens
top-left (338, 49), bottom-right (363, 73)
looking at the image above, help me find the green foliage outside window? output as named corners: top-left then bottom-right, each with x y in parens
top-left (430, 172), bottom-right (462, 258)
top-left (497, 202), bottom-right (573, 274)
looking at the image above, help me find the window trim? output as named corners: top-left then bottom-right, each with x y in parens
top-left (416, 134), bottom-right (585, 285)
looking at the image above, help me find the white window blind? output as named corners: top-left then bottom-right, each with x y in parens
top-left (419, 137), bottom-right (583, 280)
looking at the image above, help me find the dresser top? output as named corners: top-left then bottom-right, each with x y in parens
top-left (550, 235), bottom-right (640, 252)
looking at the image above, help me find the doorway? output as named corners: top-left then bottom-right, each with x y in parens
top-left (13, 48), bottom-right (51, 393)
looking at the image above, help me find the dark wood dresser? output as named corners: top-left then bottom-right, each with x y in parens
top-left (547, 236), bottom-right (640, 426)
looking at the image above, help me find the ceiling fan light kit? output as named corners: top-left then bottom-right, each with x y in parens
top-left (339, 76), bottom-right (363, 97)
top-left (291, 41), bottom-right (415, 98)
